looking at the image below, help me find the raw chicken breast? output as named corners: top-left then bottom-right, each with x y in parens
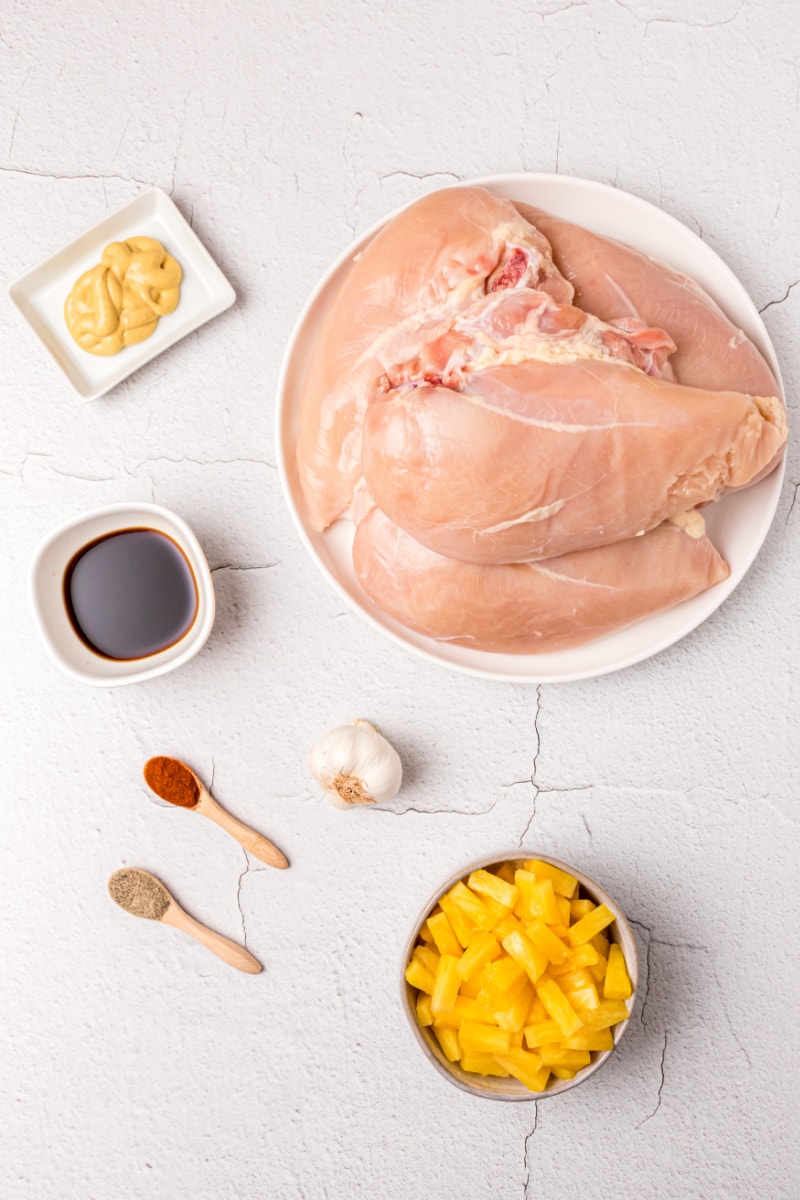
top-left (297, 187), bottom-right (572, 531)
top-left (363, 357), bottom-right (786, 564)
top-left (515, 203), bottom-right (778, 397)
top-left (353, 506), bottom-right (730, 654)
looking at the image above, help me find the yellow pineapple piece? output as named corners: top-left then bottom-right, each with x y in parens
top-left (591, 932), bottom-right (611, 958)
top-left (526, 995), bottom-right (547, 1024)
top-left (550, 1066), bottom-right (576, 1081)
top-left (509, 1030), bottom-right (525, 1050)
top-left (459, 1021), bottom-right (511, 1056)
top-left (526, 920), bottom-right (570, 966)
top-left (426, 911), bottom-right (463, 958)
top-left (524, 859), bottom-right (578, 898)
top-left (480, 956), bottom-right (528, 1002)
top-left (433, 1024), bottom-right (461, 1062)
top-left (493, 983), bottom-right (534, 1033)
top-left (538, 1047), bottom-right (591, 1070)
top-left (568, 903), bottom-right (615, 946)
top-left (431, 954), bottom-right (462, 1014)
top-left (405, 959), bottom-right (435, 993)
top-left (493, 912), bottom-right (526, 940)
top-left (494, 861), bottom-right (518, 886)
top-left (468, 868), bottom-right (518, 911)
top-left (432, 995), bottom-right (494, 1028)
top-left (551, 943), bottom-right (600, 974)
top-left (604, 943), bottom-right (633, 1000)
top-left (523, 1019), bottom-right (564, 1049)
top-left (525, 877), bottom-right (560, 925)
top-left (416, 994), bottom-right (433, 1027)
top-left (561, 1028), bottom-right (614, 1052)
top-left (502, 930), bottom-right (548, 984)
top-left (494, 1048), bottom-right (550, 1092)
top-left (419, 919), bottom-right (436, 943)
top-left (459, 972), bottom-right (483, 999)
top-left (438, 894), bottom-right (476, 949)
top-left (556, 895), bottom-right (572, 926)
top-left (513, 870), bottom-right (538, 921)
top-left (561, 977), bottom-right (600, 1014)
top-left (460, 1052), bottom-right (509, 1077)
top-left (577, 999), bottom-right (629, 1029)
top-left (447, 881), bottom-right (496, 930)
top-left (570, 897), bottom-right (595, 922)
top-left (412, 945), bottom-right (441, 975)
top-left (589, 953), bottom-right (608, 984)
top-left (456, 930), bottom-right (501, 980)
top-left (535, 976), bottom-right (583, 1037)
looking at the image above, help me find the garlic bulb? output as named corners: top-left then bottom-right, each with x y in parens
top-left (308, 719), bottom-right (403, 809)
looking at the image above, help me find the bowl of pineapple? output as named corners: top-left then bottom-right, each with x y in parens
top-left (402, 853), bottom-right (638, 1099)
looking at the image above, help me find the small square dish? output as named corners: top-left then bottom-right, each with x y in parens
top-left (8, 187), bottom-right (235, 401)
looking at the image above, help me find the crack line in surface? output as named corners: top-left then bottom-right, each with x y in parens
top-left (235, 847), bottom-right (251, 949)
top-left (759, 279), bottom-right (800, 314)
top-left (638, 1032), bottom-right (668, 1127)
top-left (0, 164), bottom-right (153, 188)
top-left (522, 1101), bottom-right (539, 1198)
top-left (211, 562), bottom-right (281, 573)
top-left (517, 686), bottom-right (542, 847)
top-left (375, 797), bottom-right (501, 818)
top-left (785, 482), bottom-right (799, 527)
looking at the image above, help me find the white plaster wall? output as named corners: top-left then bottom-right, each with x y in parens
top-left (2, 1), bottom-right (799, 1196)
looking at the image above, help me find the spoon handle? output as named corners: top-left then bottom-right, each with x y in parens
top-left (200, 794), bottom-right (289, 869)
top-left (163, 904), bottom-right (262, 974)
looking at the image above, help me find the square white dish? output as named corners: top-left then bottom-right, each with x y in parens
top-left (8, 187), bottom-right (235, 401)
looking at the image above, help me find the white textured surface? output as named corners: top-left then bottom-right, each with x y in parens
top-left (2, 2), bottom-right (799, 1197)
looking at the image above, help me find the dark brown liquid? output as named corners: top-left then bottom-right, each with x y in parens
top-left (64, 528), bottom-right (198, 661)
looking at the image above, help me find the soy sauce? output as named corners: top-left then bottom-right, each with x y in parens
top-left (64, 528), bottom-right (198, 661)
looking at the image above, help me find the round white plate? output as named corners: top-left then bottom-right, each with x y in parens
top-left (276, 173), bottom-right (785, 683)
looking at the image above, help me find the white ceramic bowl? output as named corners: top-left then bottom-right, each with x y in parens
top-left (401, 852), bottom-right (638, 1101)
top-left (29, 501), bottom-right (215, 686)
top-left (276, 173), bottom-right (786, 683)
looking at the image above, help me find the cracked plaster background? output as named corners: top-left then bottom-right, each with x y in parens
top-left (2, 1), bottom-right (799, 1197)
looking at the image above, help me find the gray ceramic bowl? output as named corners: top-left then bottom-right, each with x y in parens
top-left (401, 851), bottom-right (639, 1100)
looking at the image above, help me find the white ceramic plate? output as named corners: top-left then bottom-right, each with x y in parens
top-left (276, 173), bottom-right (786, 683)
top-left (8, 187), bottom-right (235, 401)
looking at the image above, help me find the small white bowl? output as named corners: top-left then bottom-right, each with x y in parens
top-left (401, 852), bottom-right (638, 1101)
top-left (8, 187), bottom-right (235, 401)
top-left (29, 501), bottom-right (215, 686)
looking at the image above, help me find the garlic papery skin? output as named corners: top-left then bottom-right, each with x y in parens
top-left (308, 719), bottom-right (403, 809)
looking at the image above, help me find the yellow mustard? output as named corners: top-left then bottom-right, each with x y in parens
top-left (64, 236), bottom-right (182, 356)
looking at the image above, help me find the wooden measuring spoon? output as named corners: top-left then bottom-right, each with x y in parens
top-left (143, 756), bottom-right (289, 869)
top-left (108, 867), bottom-right (262, 974)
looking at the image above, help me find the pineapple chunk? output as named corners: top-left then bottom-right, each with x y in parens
top-left (591, 932), bottom-right (611, 958)
top-left (438, 894), bottom-right (476, 949)
top-left (568, 903), bottom-right (615, 946)
top-left (433, 1024), bottom-right (461, 1062)
top-left (493, 983), bottom-right (534, 1033)
top-left (457, 930), bottom-right (501, 980)
top-left (526, 920), bottom-right (570, 966)
top-left (570, 897), bottom-right (595, 922)
top-left (501, 930), bottom-right (548, 984)
top-left (405, 959), bottom-right (435, 993)
top-left (412, 945), bottom-right (440, 975)
top-left (447, 881), bottom-right (496, 930)
top-left (523, 1019), bottom-right (564, 1049)
top-left (493, 912), bottom-right (526, 940)
top-left (468, 868), bottom-right (518, 910)
top-left (550, 1066), bottom-right (577, 1081)
top-left (431, 954), bottom-right (462, 1013)
top-left (480, 956), bottom-right (528, 1002)
top-left (459, 972), bottom-right (483, 999)
top-left (416, 994), bottom-right (433, 1027)
top-left (526, 995), bottom-right (547, 1024)
top-left (460, 1052), bottom-right (509, 1077)
top-left (513, 870), bottom-right (538, 921)
top-left (419, 919), bottom-right (436, 944)
top-left (561, 1029), bottom-right (614, 1052)
top-left (426, 911), bottom-right (463, 958)
top-left (459, 1021), bottom-right (511, 1056)
top-left (556, 895), bottom-right (572, 926)
top-left (539, 1047), bottom-right (591, 1070)
top-left (577, 999), bottom-right (629, 1029)
top-left (589, 953), bottom-right (608, 985)
top-left (494, 1049), bottom-right (550, 1092)
top-left (535, 976), bottom-right (583, 1037)
top-left (551, 943), bottom-right (600, 973)
top-left (432, 995), bottom-right (494, 1028)
top-left (524, 859), bottom-right (577, 898)
top-left (604, 943), bottom-right (633, 1000)
top-left (494, 861), bottom-right (518, 886)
